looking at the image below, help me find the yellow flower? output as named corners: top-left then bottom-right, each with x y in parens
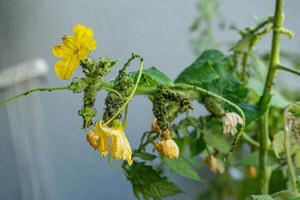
top-left (155, 130), bottom-right (179, 159)
top-left (94, 121), bottom-right (109, 157)
top-left (110, 129), bottom-right (133, 165)
top-left (52, 24), bottom-right (97, 80)
top-left (94, 120), bottom-right (133, 165)
top-left (86, 130), bottom-right (100, 149)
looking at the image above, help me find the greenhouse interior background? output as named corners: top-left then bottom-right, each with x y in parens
top-left (0, 0), bottom-right (300, 199)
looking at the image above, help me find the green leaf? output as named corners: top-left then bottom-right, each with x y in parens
top-left (239, 104), bottom-right (261, 126)
top-left (203, 132), bottom-right (229, 153)
top-left (248, 78), bottom-right (290, 108)
top-left (271, 190), bottom-right (300, 200)
top-left (175, 61), bottom-right (219, 86)
top-left (204, 56), bottom-right (248, 103)
top-left (247, 194), bottom-right (274, 200)
top-left (176, 50), bottom-right (248, 104)
top-left (272, 131), bottom-right (300, 158)
top-left (125, 162), bottom-right (182, 200)
top-left (129, 66), bottom-right (173, 89)
top-left (133, 151), bottom-right (156, 161)
top-left (269, 169), bottom-right (287, 194)
top-left (163, 157), bottom-right (203, 181)
top-left (175, 50), bottom-right (222, 86)
top-left (189, 130), bottom-right (206, 156)
top-left (247, 191), bottom-right (300, 200)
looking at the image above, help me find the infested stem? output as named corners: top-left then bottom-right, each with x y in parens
top-left (104, 59), bottom-right (144, 126)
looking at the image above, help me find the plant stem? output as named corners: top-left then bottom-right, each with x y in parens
top-left (284, 106), bottom-right (298, 193)
top-left (277, 64), bottom-right (300, 76)
top-left (0, 86), bottom-right (70, 105)
top-left (258, 0), bottom-right (284, 194)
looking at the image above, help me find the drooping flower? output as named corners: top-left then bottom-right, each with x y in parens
top-left (155, 130), bottom-right (179, 159)
top-left (52, 24), bottom-right (97, 80)
top-left (110, 130), bottom-right (133, 165)
top-left (88, 120), bottom-right (132, 165)
top-left (222, 112), bottom-right (243, 136)
top-left (86, 122), bottom-right (109, 157)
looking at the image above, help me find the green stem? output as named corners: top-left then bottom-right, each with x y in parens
top-left (243, 134), bottom-right (259, 147)
top-left (258, 0), bottom-right (284, 194)
top-left (241, 52), bottom-right (250, 82)
top-left (105, 60), bottom-right (144, 126)
top-left (284, 106), bottom-right (298, 193)
top-left (277, 64), bottom-right (300, 76)
top-left (0, 86), bottom-right (70, 105)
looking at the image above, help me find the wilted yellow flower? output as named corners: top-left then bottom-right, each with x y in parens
top-left (86, 130), bottom-right (100, 149)
top-left (52, 24), bottom-right (97, 80)
top-left (94, 121), bottom-right (109, 157)
top-left (222, 112), bottom-right (243, 136)
top-left (110, 130), bottom-right (133, 165)
top-left (155, 130), bottom-right (179, 159)
top-left (94, 120), bottom-right (132, 165)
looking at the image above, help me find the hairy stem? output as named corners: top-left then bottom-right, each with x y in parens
top-left (258, 0), bottom-right (284, 194)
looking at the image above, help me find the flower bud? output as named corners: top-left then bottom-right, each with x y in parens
top-left (204, 155), bottom-right (218, 173)
top-left (222, 112), bottom-right (243, 136)
top-left (246, 166), bottom-right (257, 178)
top-left (155, 130), bottom-right (179, 159)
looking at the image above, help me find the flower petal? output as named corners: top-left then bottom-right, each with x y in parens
top-left (82, 37), bottom-right (97, 51)
top-left (54, 56), bottom-right (80, 80)
top-left (94, 122), bottom-right (109, 157)
top-left (110, 131), bottom-right (132, 165)
top-left (52, 44), bottom-right (74, 58)
top-left (77, 47), bottom-right (90, 60)
top-left (62, 35), bottom-right (77, 50)
top-left (73, 24), bottom-right (94, 38)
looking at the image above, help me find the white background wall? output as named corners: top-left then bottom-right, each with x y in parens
top-left (0, 0), bottom-right (299, 199)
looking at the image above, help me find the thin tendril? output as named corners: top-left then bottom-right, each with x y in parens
top-left (0, 86), bottom-right (70, 105)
